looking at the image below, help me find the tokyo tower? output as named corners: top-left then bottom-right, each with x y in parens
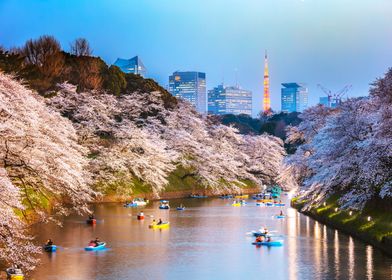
top-left (263, 50), bottom-right (271, 112)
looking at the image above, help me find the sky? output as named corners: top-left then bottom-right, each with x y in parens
top-left (1, 0), bottom-right (392, 116)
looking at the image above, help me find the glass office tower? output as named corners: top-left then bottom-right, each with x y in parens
top-left (281, 83), bottom-right (308, 113)
top-left (169, 71), bottom-right (206, 114)
top-left (113, 56), bottom-right (147, 77)
top-left (208, 84), bottom-right (252, 116)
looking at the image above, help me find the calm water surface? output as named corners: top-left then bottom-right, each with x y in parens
top-left (31, 197), bottom-right (392, 280)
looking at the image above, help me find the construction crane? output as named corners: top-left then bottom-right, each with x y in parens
top-left (317, 84), bottom-right (352, 108)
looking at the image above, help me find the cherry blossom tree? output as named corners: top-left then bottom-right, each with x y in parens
top-left (48, 85), bottom-right (177, 197)
top-left (287, 68), bottom-right (392, 210)
top-left (0, 74), bottom-right (93, 269)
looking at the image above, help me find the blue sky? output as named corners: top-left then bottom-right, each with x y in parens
top-left (1, 0), bottom-right (392, 115)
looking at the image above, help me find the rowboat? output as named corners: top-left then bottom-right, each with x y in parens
top-left (84, 242), bottom-right (106, 251)
top-left (234, 195), bottom-right (249, 199)
top-left (252, 240), bottom-right (283, 246)
top-left (149, 222), bottom-right (170, 229)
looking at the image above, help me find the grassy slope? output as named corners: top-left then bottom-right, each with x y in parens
top-left (99, 165), bottom-right (258, 198)
top-left (292, 195), bottom-right (392, 255)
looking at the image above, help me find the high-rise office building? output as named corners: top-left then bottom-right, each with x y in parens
top-left (113, 56), bottom-right (147, 77)
top-left (169, 71), bottom-right (206, 114)
top-left (281, 83), bottom-right (308, 113)
top-left (208, 84), bottom-right (252, 116)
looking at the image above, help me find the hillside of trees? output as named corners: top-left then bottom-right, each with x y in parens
top-left (0, 36), bottom-right (176, 108)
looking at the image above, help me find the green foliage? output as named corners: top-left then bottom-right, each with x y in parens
top-left (219, 114), bottom-right (263, 134)
top-left (293, 195), bottom-right (392, 243)
top-left (217, 112), bottom-right (301, 153)
top-left (17, 184), bottom-right (52, 222)
top-left (0, 50), bottom-right (25, 73)
top-left (103, 65), bottom-right (127, 96)
top-left (94, 164), bottom-right (258, 197)
top-left (124, 73), bottom-right (177, 109)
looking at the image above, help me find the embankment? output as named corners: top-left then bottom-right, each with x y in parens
top-left (98, 165), bottom-right (261, 202)
top-left (291, 196), bottom-right (392, 257)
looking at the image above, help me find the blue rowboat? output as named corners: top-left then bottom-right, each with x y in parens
top-left (84, 242), bottom-right (106, 251)
top-left (252, 240), bottom-right (283, 246)
top-left (189, 194), bottom-right (208, 198)
top-left (43, 245), bottom-right (57, 252)
top-left (275, 203), bottom-right (285, 207)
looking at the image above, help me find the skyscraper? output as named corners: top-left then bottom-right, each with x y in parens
top-left (113, 56), bottom-right (147, 77)
top-left (208, 84), bottom-right (252, 116)
top-left (263, 51), bottom-right (271, 112)
top-left (169, 71), bottom-right (206, 114)
top-left (281, 83), bottom-right (308, 113)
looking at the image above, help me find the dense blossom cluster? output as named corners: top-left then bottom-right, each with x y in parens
top-left (287, 68), bottom-right (392, 210)
top-left (49, 84), bottom-right (289, 195)
top-left (0, 74), bottom-right (93, 269)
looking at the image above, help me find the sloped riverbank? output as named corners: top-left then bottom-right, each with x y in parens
top-left (291, 196), bottom-right (392, 257)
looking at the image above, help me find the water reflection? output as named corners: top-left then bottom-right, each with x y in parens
top-left (30, 198), bottom-right (392, 280)
top-left (334, 230), bottom-right (340, 279)
top-left (348, 236), bottom-right (355, 280)
top-left (314, 221), bottom-right (321, 279)
top-left (287, 207), bottom-right (297, 280)
top-left (306, 216), bottom-right (310, 237)
top-left (366, 245), bottom-right (373, 280)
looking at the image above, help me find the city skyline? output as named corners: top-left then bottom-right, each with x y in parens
top-left (1, 0), bottom-right (391, 116)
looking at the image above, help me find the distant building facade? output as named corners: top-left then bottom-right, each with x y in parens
top-left (113, 56), bottom-right (147, 77)
top-left (281, 83), bottom-right (308, 113)
top-left (319, 96), bottom-right (340, 108)
top-left (208, 84), bottom-right (252, 116)
top-left (169, 71), bottom-right (206, 114)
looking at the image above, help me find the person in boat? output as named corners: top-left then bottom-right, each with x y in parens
top-left (157, 218), bottom-right (163, 225)
top-left (255, 236), bottom-right (263, 243)
top-left (151, 219), bottom-right (157, 226)
top-left (7, 264), bottom-right (22, 276)
top-left (266, 236), bottom-right (272, 242)
top-left (88, 214), bottom-right (95, 220)
top-left (280, 210), bottom-right (284, 216)
top-left (46, 239), bottom-right (53, 246)
top-left (94, 237), bottom-right (101, 246)
top-left (263, 227), bottom-right (269, 235)
top-left (139, 211), bottom-right (144, 217)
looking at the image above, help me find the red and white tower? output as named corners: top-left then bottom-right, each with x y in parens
top-left (263, 50), bottom-right (271, 112)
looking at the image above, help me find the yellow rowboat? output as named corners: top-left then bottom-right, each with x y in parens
top-left (149, 222), bottom-right (170, 229)
top-left (234, 195), bottom-right (249, 199)
top-left (232, 203), bottom-right (241, 207)
top-left (257, 199), bottom-right (274, 203)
